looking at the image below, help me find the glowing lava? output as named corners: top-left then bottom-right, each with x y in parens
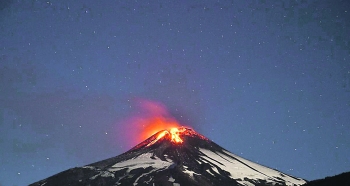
top-left (146, 127), bottom-right (186, 147)
top-left (169, 127), bottom-right (186, 143)
top-left (139, 117), bottom-right (182, 143)
top-left (131, 127), bottom-right (208, 150)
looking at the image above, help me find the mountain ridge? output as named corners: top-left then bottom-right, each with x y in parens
top-left (30, 127), bottom-right (307, 186)
top-left (301, 172), bottom-right (350, 186)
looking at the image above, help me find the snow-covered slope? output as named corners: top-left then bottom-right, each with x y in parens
top-left (199, 148), bottom-right (305, 186)
top-left (30, 127), bottom-right (306, 186)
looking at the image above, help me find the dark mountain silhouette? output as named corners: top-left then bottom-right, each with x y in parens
top-left (302, 172), bottom-right (350, 186)
top-left (30, 127), bottom-right (306, 186)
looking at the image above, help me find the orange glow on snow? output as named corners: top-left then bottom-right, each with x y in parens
top-left (146, 130), bottom-right (169, 146)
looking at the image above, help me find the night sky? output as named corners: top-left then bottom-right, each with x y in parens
top-left (1, 1), bottom-right (350, 185)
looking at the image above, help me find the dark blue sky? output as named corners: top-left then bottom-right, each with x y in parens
top-left (1, 0), bottom-right (350, 185)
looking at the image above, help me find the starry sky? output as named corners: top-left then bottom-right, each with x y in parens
top-left (1, 0), bottom-right (350, 185)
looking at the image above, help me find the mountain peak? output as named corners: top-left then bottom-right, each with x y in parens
top-left (30, 128), bottom-right (307, 186)
top-left (130, 127), bottom-right (208, 150)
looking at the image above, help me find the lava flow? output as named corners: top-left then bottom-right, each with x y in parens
top-left (130, 126), bottom-right (209, 151)
top-left (146, 127), bottom-right (186, 147)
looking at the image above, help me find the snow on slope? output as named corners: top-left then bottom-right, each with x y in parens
top-left (83, 153), bottom-right (175, 185)
top-left (108, 153), bottom-right (173, 172)
top-left (83, 149), bottom-right (305, 185)
top-left (200, 148), bottom-right (306, 186)
top-left (108, 153), bottom-right (174, 185)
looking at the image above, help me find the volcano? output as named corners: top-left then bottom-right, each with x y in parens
top-left (30, 127), bottom-right (307, 186)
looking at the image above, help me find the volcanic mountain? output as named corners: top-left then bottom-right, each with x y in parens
top-left (30, 127), bottom-right (307, 186)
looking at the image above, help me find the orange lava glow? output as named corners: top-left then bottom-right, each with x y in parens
top-left (138, 116), bottom-right (182, 142)
top-left (146, 127), bottom-right (186, 147)
top-left (169, 127), bottom-right (185, 143)
top-left (117, 99), bottom-right (187, 148)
